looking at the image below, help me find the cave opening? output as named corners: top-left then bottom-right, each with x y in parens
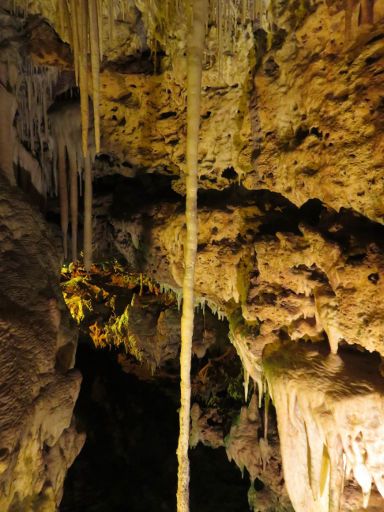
top-left (60, 341), bottom-right (251, 512)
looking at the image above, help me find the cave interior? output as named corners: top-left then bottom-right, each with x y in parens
top-left (1, 1), bottom-right (384, 511)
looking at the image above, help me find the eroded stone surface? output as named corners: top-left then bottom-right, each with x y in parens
top-left (0, 175), bottom-right (83, 510)
top-left (2, 2), bottom-right (384, 511)
top-left (244, 2), bottom-right (384, 224)
top-left (112, 196), bottom-right (384, 357)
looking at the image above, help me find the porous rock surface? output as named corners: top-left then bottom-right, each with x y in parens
top-left (2, 1), bottom-right (384, 511)
top-left (245, 1), bottom-right (384, 224)
top-left (15, 1), bottom-right (384, 222)
top-left (112, 198), bottom-right (384, 358)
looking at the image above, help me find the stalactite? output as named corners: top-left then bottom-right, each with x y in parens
top-left (359, 0), bottom-right (374, 25)
top-left (88, 0), bottom-right (101, 153)
top-left (83, 153), bottom-right (93, 271)
top-left (58, 140), bottom-right (69, 259)
top-left (264, 342), bottom-right (384, 512)
top-left (345, 0), bottom-right (354, 40)
top-left (50, 101), bottom-right (95, 266)
top-left (243, 368), bottom-right (250, 401)
top-left (177, 1), bottom-right (208, 511)
top-left (69, 0), bottom-right (80, 85)
top-left (96, 0), bottom-right (103, 59)
top-left (65, 0), bottom-right (102, 267)
top-left (263, 389), bottom-right (270, 441)
top-left (68, 147), bottom-right (78, 260)
top-left (77, 0), bottom-right (90, 157)
top-left (58, 0), bottom-right (66, 39)
top-left (108, 0), bottom-right (116, 44)
top-left (0, 84), bottom-right (17, 186)
top-left (12, 59), bottom-right (58, 194)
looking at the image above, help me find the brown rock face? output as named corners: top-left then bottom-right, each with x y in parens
top-left (245, 2), bottom-right (384, 224)
top-left (111, 195), bottom-right (384, 357)
top-left (0, 175), bottom-right (83, 510)
top-left (2, 1), bottom-right (384, 511)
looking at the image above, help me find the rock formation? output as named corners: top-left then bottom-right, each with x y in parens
top-left (1, 0), bottom-right (384, 511)
top-left (0, 175), bottom-right (84, 510)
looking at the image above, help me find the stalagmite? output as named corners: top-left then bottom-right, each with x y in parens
top-left (177, 1), bottom-right (208, 510)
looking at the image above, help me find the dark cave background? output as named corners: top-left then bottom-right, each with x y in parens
top-left (60, 342), bottom-right (251, 512)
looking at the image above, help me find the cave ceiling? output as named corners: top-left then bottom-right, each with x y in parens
top-left (3, 0), bottom-right (383, 222)
top-left (1, 1), bottom-right (384, 512)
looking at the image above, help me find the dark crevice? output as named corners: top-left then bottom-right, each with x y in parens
top-left (60, 343), bottom-right (250, 512)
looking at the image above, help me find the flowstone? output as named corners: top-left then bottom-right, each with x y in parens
top-left (263, 341), bottom-right (384, 512)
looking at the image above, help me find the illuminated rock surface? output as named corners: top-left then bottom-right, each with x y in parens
top-left (1, 0), bottom-right (384, 511)
top-left (0, 175), bottom-right (84, 510)
top-left (264, 341), bottom-right (384, 512)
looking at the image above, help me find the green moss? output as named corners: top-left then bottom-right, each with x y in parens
top-left (227, 372), bottom-right (245, 402)
top-left (229, 308), bottom-right (259, 338)
top-left (103, 306), bottom-right (144, 362)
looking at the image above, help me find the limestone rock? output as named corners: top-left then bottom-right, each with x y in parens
top-left (225, 394), bottom-right (292, 512)
top-left (113, 202), bottom-right (260, 309)
top-left (245, 2), bottom-right (384, 224)
top-left (263, 341), bottom-right (384, 512)
top-left (190, 403), bottom-right (224, 450)
top-left (0, 174), bottom-right (83, 511)
top-left (113, 198), bottom-right (384, 357)
top-left (246, 226), bottom-right (384, 355)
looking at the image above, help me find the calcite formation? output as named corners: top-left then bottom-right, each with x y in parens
top-left (264, 341), bottom-right (384, 512)
top-left (0, 175), bottom-right (84, 510)
top-left (1, 0), bottom-right (384, 511)
top-left (111, 198), bottom-right (384, 357)
top-left (245, 1), bottom-right (384, 225)
top-left (112, 195), bottom-right (384, 510)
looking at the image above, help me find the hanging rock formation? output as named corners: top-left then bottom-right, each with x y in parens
top-left (264, 341), bottom-right (384, 512)
top-left (1, 1), bottom-right (384, 511)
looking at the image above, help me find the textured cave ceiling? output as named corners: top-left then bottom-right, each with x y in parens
top-left (0, 1), bottom-right (384, 512)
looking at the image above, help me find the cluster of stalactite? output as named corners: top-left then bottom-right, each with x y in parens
top-left (14, 62), bottom-right (59, 194)
top-left (50, 102), bottom-right (95, 268)
top-left (55, 0), bottom-right (105, 270)
top-left (0, 56), bottom-right (58, 196)
top-left (9, 0), bottom-right (274, 272)
top-left (56, 0), bottom-right (103, 156)
top-left (136, 0), bottom-right (274, 67)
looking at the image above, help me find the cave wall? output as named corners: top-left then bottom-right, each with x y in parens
top-left (0, 7), bottom-right (85, 510)
top-left (0, 174), bottom-right (84, 510)
top-left (245, 1), bottom-right (384, 224)
top-left (1, 0), bottom-right (384, 511)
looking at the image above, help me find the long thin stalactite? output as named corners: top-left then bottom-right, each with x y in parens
top-left (177, 1), bottom-right (208, 510)
top-left (58, 138), bottom-right (69, 260)
top-left (57, 0), bottom-right (104, 268)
